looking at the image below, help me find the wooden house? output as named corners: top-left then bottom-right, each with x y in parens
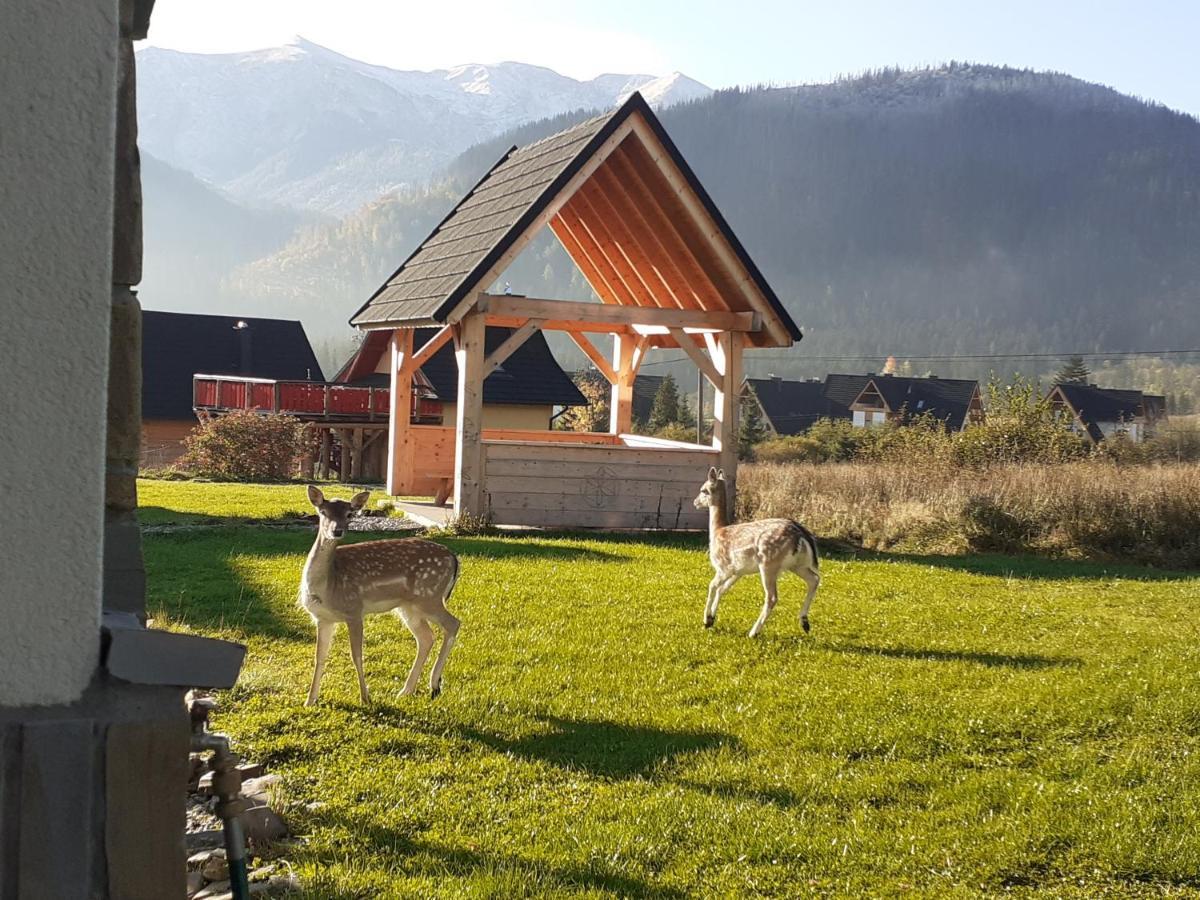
top-left (741, 374), bottom-right (871, 435)
top-left (849, 374), bottom-right (983, 430)
top-left (141, 310), bottom-right (323, 467)
top-left (349, 92), bottom-right (802, 529)
top-left (1047, 382), bottom-right (1167, 443)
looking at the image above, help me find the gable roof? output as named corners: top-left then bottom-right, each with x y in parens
top-left (142, 310), bottom-right (323, 420)
top-left (350, 92), bottom-right (800, 348)
top-left (340, 328), bottom-right (586, 408)
top-left (857, 375), bottom-right (981, 430)
top-left (823, 374), bottom-right (873, 415)
top-left (1051, 382), bottom-right (1148, 442)
top-left (744, 378), bottom-right (835, 435)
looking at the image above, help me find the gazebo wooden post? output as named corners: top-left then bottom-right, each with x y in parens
top-left (710, 331), bottom-right (744, 499)
top-left (387, 329), bottom-right (414, 495)
top-left (609, 334), bottom-right (636, 435)
top-left (453, 310), bottom-right (486, 517)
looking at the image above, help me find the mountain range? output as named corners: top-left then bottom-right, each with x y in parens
top-left (136, 37), bottom-right (710, 214)
top-left (136, 48), bottom-right (1200, 397)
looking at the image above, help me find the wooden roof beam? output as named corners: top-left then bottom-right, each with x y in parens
top-left (669, 327), bottom-right (721, 388)
top-left (569, 178), bottom-right (678, 310)
top-left (478, 294), bottom-right (760, 332)
top-left (627, 117), bottom-right (792, 346)
top-left (614, 141), bottom-right (746, 315)
top-left (566, 331), bottom-right (617, 383)
top-left (548, 212), bottom-right (623, 306)
top-left (591, 160), bottom-right (713, 312)
top-left (555, 203), bottom-right (645, 308)
top-left (398, 324), bottom-right (454, 379)
top-left (483, 318), bottom-right (544, 378)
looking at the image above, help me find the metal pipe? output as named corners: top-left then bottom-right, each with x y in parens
top-left (190, 704), bottom-right (251, 900)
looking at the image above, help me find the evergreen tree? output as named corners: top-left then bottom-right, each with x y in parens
top-left (739, 399), bottom-right (768, 458)
top-left (1055, 355), bottom-right (1092, 384)
top-left (649, 374), bottom-right (683, 431)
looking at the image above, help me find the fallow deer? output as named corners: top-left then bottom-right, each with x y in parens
top-left (693, 467), bottom-right (820, 637)
top-left (300, 486), bottom-right (461, 704)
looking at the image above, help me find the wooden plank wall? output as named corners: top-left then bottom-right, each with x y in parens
top-left (399, 427), bottom-right (622, 495)
top-left (483, 441), bottom-right (715, 529)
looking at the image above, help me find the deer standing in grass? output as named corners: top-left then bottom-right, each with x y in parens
top-left (300, 487), bottom-right (461, 704)
top-left (693, 467), bottom-right (821, 637)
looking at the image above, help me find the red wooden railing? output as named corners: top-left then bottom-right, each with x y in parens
top-left (193, 374), bottom-right (441, 422)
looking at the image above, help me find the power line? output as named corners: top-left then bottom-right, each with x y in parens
top-left (634, 347), bottom-right (1200, 369)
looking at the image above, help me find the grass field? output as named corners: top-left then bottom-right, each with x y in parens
top-left (143, 481), bottom-right (1200, 897)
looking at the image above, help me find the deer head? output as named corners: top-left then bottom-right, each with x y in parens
top-left (307, 485), bottom-right (370, 540)
top-left (693, 467), bottom-right (725, 509)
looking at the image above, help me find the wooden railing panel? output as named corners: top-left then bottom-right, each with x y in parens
top-left (482, 440), bottom-right (712, 530)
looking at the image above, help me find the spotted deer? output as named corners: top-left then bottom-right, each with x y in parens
top-left (693, 467), bottom-right (821, 637)
top-left (300, 486), bottom-right (461, 704)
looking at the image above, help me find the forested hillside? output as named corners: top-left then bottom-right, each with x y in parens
top-left (229, 64), bottom-right (1200, 389)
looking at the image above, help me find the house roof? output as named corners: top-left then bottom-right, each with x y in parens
top-left (858, 375), bottom-right (980, 430)
top-left (142, 310), bottom-right (323, 420)
top-left (349, 92), bottom-right (800, 348)
top-left (822, 374), bottom-right (873, 416)
top-left (342, 328), bottom-right (586, 408)
top-left (1052, 382), bottom-right (1149, 442)
top-left (744, 378), bottom-right (835, 435)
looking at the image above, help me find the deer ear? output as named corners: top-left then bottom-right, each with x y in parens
top-left (708, 466), bottom-right (718, 480)
top-left (716, 468), bottom-right (725, 480)
top-left (350, 491), bottom-right (371, 511)
top-left (307, 485), bottom-right (324, 507)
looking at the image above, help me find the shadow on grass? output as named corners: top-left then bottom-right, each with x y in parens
top-left (860, 549), bottom-right (1198, 583)
top-left (833, 642), bottom-right (1082, 669)
top-left (431, 535), bottom-right (631, 562)
top-left (450, 715), bottom-right (737, 780)
top-left (144, 527), bottom-right (314, 641)
top-left (306, 815), bottom-right (687, 898)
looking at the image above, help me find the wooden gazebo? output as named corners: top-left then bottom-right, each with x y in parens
top-left (350, 92), bottom-right (802, 529)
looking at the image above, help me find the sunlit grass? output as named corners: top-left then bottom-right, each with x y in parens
top-left (145, 516), bottom-right (1200, 897)
top-left (136, 479), bottom-right (406, 526)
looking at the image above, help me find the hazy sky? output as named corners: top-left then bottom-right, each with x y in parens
top-left (146, 0), bottom-right (1199, 117)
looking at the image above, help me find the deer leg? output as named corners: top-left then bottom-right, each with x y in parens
top-left (306, 620), bottom-right (335, 706)
top-left (707, 574), bottom-right (739, 628)
top-left (427, 608), bottom-right (461, 699)
top-left (704, 573), bottom-right (722, 627)
top-left (399, 616), bottom-right (435, 696)
top-left (796, 566), bottom-right (821, 634)
top-left (346, 617), bottom-right (371, 705)
top-left (749, 565), bottom-right (780, 638)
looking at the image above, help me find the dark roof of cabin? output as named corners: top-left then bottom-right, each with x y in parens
top-left (632, 375), bottom-right (665, 424)
top-left (346, 328), bottom-right (586, 407)
top-left (1053, 383), bottom-right (1149, 441)
top-left (822, 374), bottom-right (873, 415)
top-left (349, 92), bottom-right (801, 343)
top-left (863, 375), bottom-right (980, 430)
top-left (142, 310), bottom-right (323, 420)
top-left (745, 378), bottom-right (837, 435)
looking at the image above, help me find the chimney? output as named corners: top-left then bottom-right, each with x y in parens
top-left (234, 320), bottom-right (251, 374)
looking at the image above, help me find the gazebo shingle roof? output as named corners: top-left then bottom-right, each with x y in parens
top-left (350, 92), bottom-right (801, 347)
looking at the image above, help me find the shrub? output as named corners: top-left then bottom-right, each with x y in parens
top-left (753, 435), bottom-right (828, 463)
top-left (653, 423), bottom-right (701, 444)
top-left (953, 378), bottom-right (1090, 467)
top-left (178, 410), bottom-right (306, 481)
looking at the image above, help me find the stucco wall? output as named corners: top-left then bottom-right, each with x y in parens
top-left (441, 403), bottom-right (554, 431)
top-left (0, 0), bottom-right (118, 705)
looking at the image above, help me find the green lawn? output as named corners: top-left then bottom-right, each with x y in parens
top-left (143, 483), bottom-right (1200, 898)
top-left (137, 479), bottom-right (405, 526)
